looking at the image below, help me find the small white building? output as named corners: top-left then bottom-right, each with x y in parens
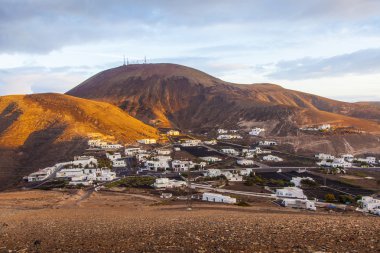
top-left (200, 156), bottom-right (222, 163)
top-left (137, 139), bottom-right (157, 144)
top-left (276, 187), bottom-right (307, 199)
top-left (221, 171), bottom-right (243, 182)
top-left (263, 155), bottom-right (283, 162)
top-left (113, 159), bottom-right (126, 168)
top-left (204, 169), bottom-right (222, 178)
top-left (106, 152), bottom-right (122, 161)
top-left (217, 134), bottom-right (242, 140)
top-left (153, 178), bottom-right (186, 188)
top-left (315, 153), bottom-right (335, 160)
top-left (217, 129), bottom-right (228, 134)
top-left (341, 154), bottom-right (354, 162)
top-left (220, 148), bottom-right (239, 156)
top-left (356, 157), bottom-right (377, 165)
top-left (202, 192), bottom-right (236, 204)
top-left (145, 156), bottom-right (172, 171)
top-left (72, 156), bottom-right (98, 168)
top-left (358, 196), bottom-right (380, 213)
top-left (204, 140), bottom-right (217, 145)
top-left (319, 124), bottom-right (331, 130)
top-left (157, 149), bottom-right (172, 155)
top-left (27, 166), bottom-right (56, 182)
top-left (281, 198), bottom-right (316, 211)
top-left (239, 168), bottom-right (253, 176)
top-left (259, 140), bottom-right (277, 146)
top-left (237, 159), bottom-right (255, 166)
top-left (125, 147), bottom-right (143, 156)
top-left (181, 139), bottom-right (202, 147)
top-left (249, 127), bottom-right (265, 136)
top-left (171, 160), bottom-right (195, 172)
top-left (290, 177), bottom-right (315, 187)
top-left (167, 130), bottom-right (180, 136)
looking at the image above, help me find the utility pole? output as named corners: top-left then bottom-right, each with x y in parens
top-left (123, 55), bottom-right (126, 66)
top-left (144, 56), bottom-right (147, 64)
top-left (186, 170), bottom-right (192, 211)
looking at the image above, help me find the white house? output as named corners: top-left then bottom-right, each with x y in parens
top-left (106, 152), bottom-right (122, 161)
top-left (217, 129), bottom-right (228, 134)
top-left (249, 127), bottom-right (265, 136)
top-left (204, 140), bottom-right (217, 145)
top-left (157, 149), bottom-right (172, 155)
top-left (72, 156), bottom-right (98, 168)
top-left (221, 171), bottom-right (243, 182)
top-left (153, 178), bottom-right (186, 188)
top-left (137, 139), bottom-right (157, 144)
top-left (290, 177), bottom-right (315, 187)
top-left (181, 139), bottom-right (202, 147)
top-left (315, 153), bottom-right (335, 160)
top-left (281, 198), bottom-right (316, 211)
top-left (239, 168), bottom-right (253, 176)
top-left (237, 159), bottom-right (255, 166)
top-left (56, 168), bottom-right (84, 178)
top-left (200, 156), bottom-right (222, 163)
top-left (204, 169), bottom-right (222, 178)
top-left (171, 160), bottom-right (194, 172)
top-left (27, 166), bottom-right (56, 182)
top-left (259, 140), bottom-right (277, 146)
top-left (220, 148), bottom-right (239, 156)
top-left (202, 192), bottom-right (236, 204)
top-left (356, 157), bottom-right (377, 165)
top-left (145, 156), bottom-right (172, 171)
top-left (263, 155), bottom-right (283, 162)
top-left (319, 124), bottom-right (331, 130)
top-left (317, 158), bottom-right (352, 168)
top-left (217, 134), bottom-right (242, 140)
top-left (167, 130), bottom-right (180, 136)
top-left (276, 187), bottom-right (307, 199)
top-left (125, 147), bottom-right (143, 156)
top-left (341, 154), bottom-right (354, 162)
top-left (358, 196), bottom-right (380, 213)
top-left (113, 159), bottom-right (126, 168)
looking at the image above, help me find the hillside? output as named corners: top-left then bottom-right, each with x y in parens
top-left (67, 63), bottom-right (380, 133)
top-left (0, 93), bottom-right (158, 189)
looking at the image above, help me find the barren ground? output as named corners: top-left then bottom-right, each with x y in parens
top-left (0, 189), bottom-right (379, 253)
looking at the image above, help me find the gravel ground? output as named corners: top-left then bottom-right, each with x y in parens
top-left (0, 190), bottom-right (379, 253)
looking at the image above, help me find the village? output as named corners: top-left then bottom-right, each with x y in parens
top-left (24, 126), bottom-right (380, 216)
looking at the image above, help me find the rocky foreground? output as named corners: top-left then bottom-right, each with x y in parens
top-left (0, 190), bottom-right (379, 253)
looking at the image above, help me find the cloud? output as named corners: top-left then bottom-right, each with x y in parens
top-left (262, 48), bottom-right (380, 80)
top-left (1, 0), bottom-right (380, 54)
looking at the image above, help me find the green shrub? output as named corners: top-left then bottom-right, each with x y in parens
top-left (325, 193), bottom-right (336, 202)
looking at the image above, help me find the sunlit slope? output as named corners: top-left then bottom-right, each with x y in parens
top-left (0, 93), bottom-right (158, 189)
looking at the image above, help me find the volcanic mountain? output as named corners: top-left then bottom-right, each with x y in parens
top-left (67, 63), bottom-right (380, 134)
top-left (0, 93), bottom-right (158, 190)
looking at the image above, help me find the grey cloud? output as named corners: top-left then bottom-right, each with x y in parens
top-left (263, 48), bottom-right (380, 80)
top-left (1, 0), bottom-right (380, 53)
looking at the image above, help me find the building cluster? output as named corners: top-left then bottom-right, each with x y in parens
top-left (241, 147), bottom-right (271, 158)
top-left (276, 187), bottom-right (316, 211)
top-left (249, 127), bottom-right (265, 136)
top-left (358, 196), bottom-right (380, 216)
top-left (315, 153), bottom-right (379, 168)
top-left (88, 139), bottom-right (123, 150)
top-left (153, 177), bottom-right (186, 188)
top-left (300, 124), bottom-right (332, 131)
top-left (262, 155), bottom-right (283, 162)
top-left (203, 169), bottom-right (245, 181)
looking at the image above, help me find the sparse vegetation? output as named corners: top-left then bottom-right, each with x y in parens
top-left (325, 193), bottom-right (336, 203)
top-left (106, 176), bottom-right (155, 188)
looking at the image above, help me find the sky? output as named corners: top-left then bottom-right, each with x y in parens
top-left (1, 0), bottom-right (380, 102)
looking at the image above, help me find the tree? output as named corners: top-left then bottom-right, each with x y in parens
top-left (325, 193), bottom-right (336, 202)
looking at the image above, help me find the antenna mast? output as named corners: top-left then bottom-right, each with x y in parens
top-left (123, 55), bottom-right (126, 66)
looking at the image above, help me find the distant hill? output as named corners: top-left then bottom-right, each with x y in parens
top-left (0, 93), bottom-right (158, 190)
top-left (67, 63), bottom-right (380, 133)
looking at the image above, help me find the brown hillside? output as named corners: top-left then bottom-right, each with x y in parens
top-left (0, 93), bottom-right (158, 190)
top-left (67, 63), bottom-right (380, 133)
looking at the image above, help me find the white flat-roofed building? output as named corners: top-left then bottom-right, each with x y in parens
top-left (217, 129), bottom-right (228, 134)
top-left (341, 154), bottom-right (354, 162)
top-left (106, 152), bottom-right (122, 161)
top-left (153, 178), bottom-right (186, 188)
top-left (281, 199), bottom-right (316, 211)
top-left (221, 171), bottom-right (243, 182)
top-left (125, 147), bottom-right (143, 156)
top-left (217, 134), bottom-right (242, 140)
top-left (27, 166), bottom-right (56, 182)
top-left (56, 168), bottom-right (84, 178)
top-left (167, 130), bottom-right (180, 136)
top-left (202, 193), bottom-right (236, 204)
top-left (145, 156), bottom-right (172, 171)
top-left (181, 139), bottom-right (202, 147)
top-left (239, 168), bottom-right (253, 176)
top-left (204, 169), bottom-right (222, 178)
top-left (72, 156), bottom-right (98, 167)
top-left (249, 127), bottom-right (265, 136)
top-left (259, 140), bottom-right (277, 146)
top-left (113, 159), bottom-right (126, 168)
top-left (157, 149), bottom-right (172, 155)
top-left (237, 159), bottom-right (255, 166)
top-left (204, 140), bottom-right (217, 145)
top-left (358, 196), bottom-right (380, 213)
top-left (276, 187), bottom-right (307, 199)
top-left (137, 139), bottom-right (157, 144)
top-left (220, 148), bottom-right (239, 156)
top-left (263, 155), bottom-right (283, 162)
top-left (200, 156), bottom-right (222, 163)
top-left (315, 153), bottom-right (335, 160)
top-left (171, 160), bottom-right (194, 172)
